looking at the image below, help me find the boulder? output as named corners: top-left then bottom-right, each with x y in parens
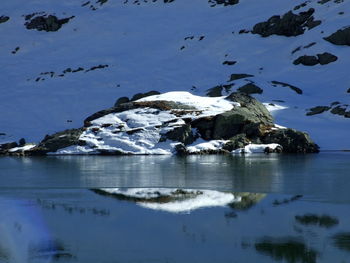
top-left (252, 8), bottom-right (321, 37)
top-left (263, 128), bottom-right (319, 153)
top-left (324, 27), bottom-right (350, 46)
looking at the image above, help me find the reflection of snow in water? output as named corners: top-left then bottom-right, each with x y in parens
top-left (0, 198), bottom-right (65, 263)
top-left (99, 188), bottom-right (240, 213)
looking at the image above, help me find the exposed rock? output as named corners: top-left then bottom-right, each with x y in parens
top-left (0, 142), bottom-right (18, 154)
top-left (252, 8), bottom-right (321, 37)
top-left (114, 96), bottom-right (130, 107)
top-left (271, 81), bottom-right (303, 94)
top-left (263, 128), bottom-right (319, 153)
top-left (293, 55), bottom-right (319, 66)
top-left (206, 84), bottom-right (233, 97)
top-left (229, 73), bottom-right (254, 81)
top-left (19, 138), bottom-right (26, 146)
top-left (0, 16), bottom-right (10, 24)
top-left (226, 92), bottom-right (274, 124)
top-left (237, 83), bottom-right (263, 94)
top-left (223, 60), bottom-right (237, 66)
top-left (130, 90), bottom-right (160, 101)
top-left (294, 52), bottom-right (338, 66)
top-left (208, 0), bottom-right (239, 6)
top-left (25, 15), bottom-right (74, 32)
top-left (324, 27), bottom-right (350, 46)
top-left (330, 106), bottom-right (346, 116)
top-left (28, 128), bottom-right (85, 155)
top-left (317, 52), bottom-right (338, 65)
top-left (347, 88), bottom-right (350, 93)
top-left (306, 106), bottom-right (330, 116)
top-left (222, 134), bottom-right (250, 151)
top-left (160, 124), bottom-right (196, 145)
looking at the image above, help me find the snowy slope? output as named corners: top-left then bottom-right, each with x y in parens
top-left (0, 0), bottom-right (349, 150)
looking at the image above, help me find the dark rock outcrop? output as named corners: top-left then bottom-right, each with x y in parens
top-left (208, 0), bottom-right (239, 6)
top-left (130, 90), bottom-right (160, 101)
top-left (0, 142), bottom-right (18, 155)
top-left (293, 55), bottom-right (319, 66)
top-left (252, 8), bottom-right (321, 37)
top-left (324, 27), bottom-right (350, 46)
top-left (306, 106), bottom-right (330, 116)
top-left (25, 15), bottom-right (74, 32)
top-left (0, 16), bottom-right (10, 24)
top-left (28, 128), bottom-right (85, 155)
top-left (206, 84), bottom-right (233, 97)
top-left (160, 124), bottom-right (196, 145)
top-left (237, 83), bottom-right (263, 94)
top-left (293, 52), bottom-right (338, 66)
top-left (271, 81), bottom-right (303, 94)
top-left (262, 128), bottom-right (319, 153)
top-left (229, 73), bottom-right (254, 81)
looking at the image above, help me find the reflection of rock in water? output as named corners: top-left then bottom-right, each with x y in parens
top-left (228, 193), bottom-right (266, 210)
top-left (92, 188), bottom-right (242, 213)
top-left (295, 214), bottom-right (339, 228)
top-left (28, 240), bottom-right (74, 262)
top-left (91, 188), bottom-right (205, 203)
top-left (255, 238), bottom-right (318, 263)
top-left (0, 246), bottom-right (9, 261)
top-left (92, 188), bottom-right (266, 213)
top-left (332, 233), bottom-right (350, 252)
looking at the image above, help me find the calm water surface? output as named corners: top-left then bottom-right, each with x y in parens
top-left (0, 153), bottom-right (349, 263)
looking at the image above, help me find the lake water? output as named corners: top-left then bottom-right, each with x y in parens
top-left (0, 153), bottom-right (349, 263)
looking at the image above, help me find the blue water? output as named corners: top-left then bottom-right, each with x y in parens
top-left (0, 153), bottom-right (349, 263)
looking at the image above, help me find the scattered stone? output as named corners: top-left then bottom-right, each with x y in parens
top-left (11, 46), bottom-right (20, 54)
top-left (229, 73), bottom-right (254, 81)
top-left (25, 15), bottom-right (74, 32)
top-left (0, 16), bottom-right (10, 24)
top-left (271, 81), bottom-right (303, 94)
top-left (237, 83), bottom-right (263, 94)
top-left (306, 106), bottom-right (330, 116)
top-left (324, 27), bottom-right (350, 46)
top-left (252, 8), bottom-right (321, 37)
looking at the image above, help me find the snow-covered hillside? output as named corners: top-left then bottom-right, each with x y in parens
top-left (1, 0), bottom-right (349, 150)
